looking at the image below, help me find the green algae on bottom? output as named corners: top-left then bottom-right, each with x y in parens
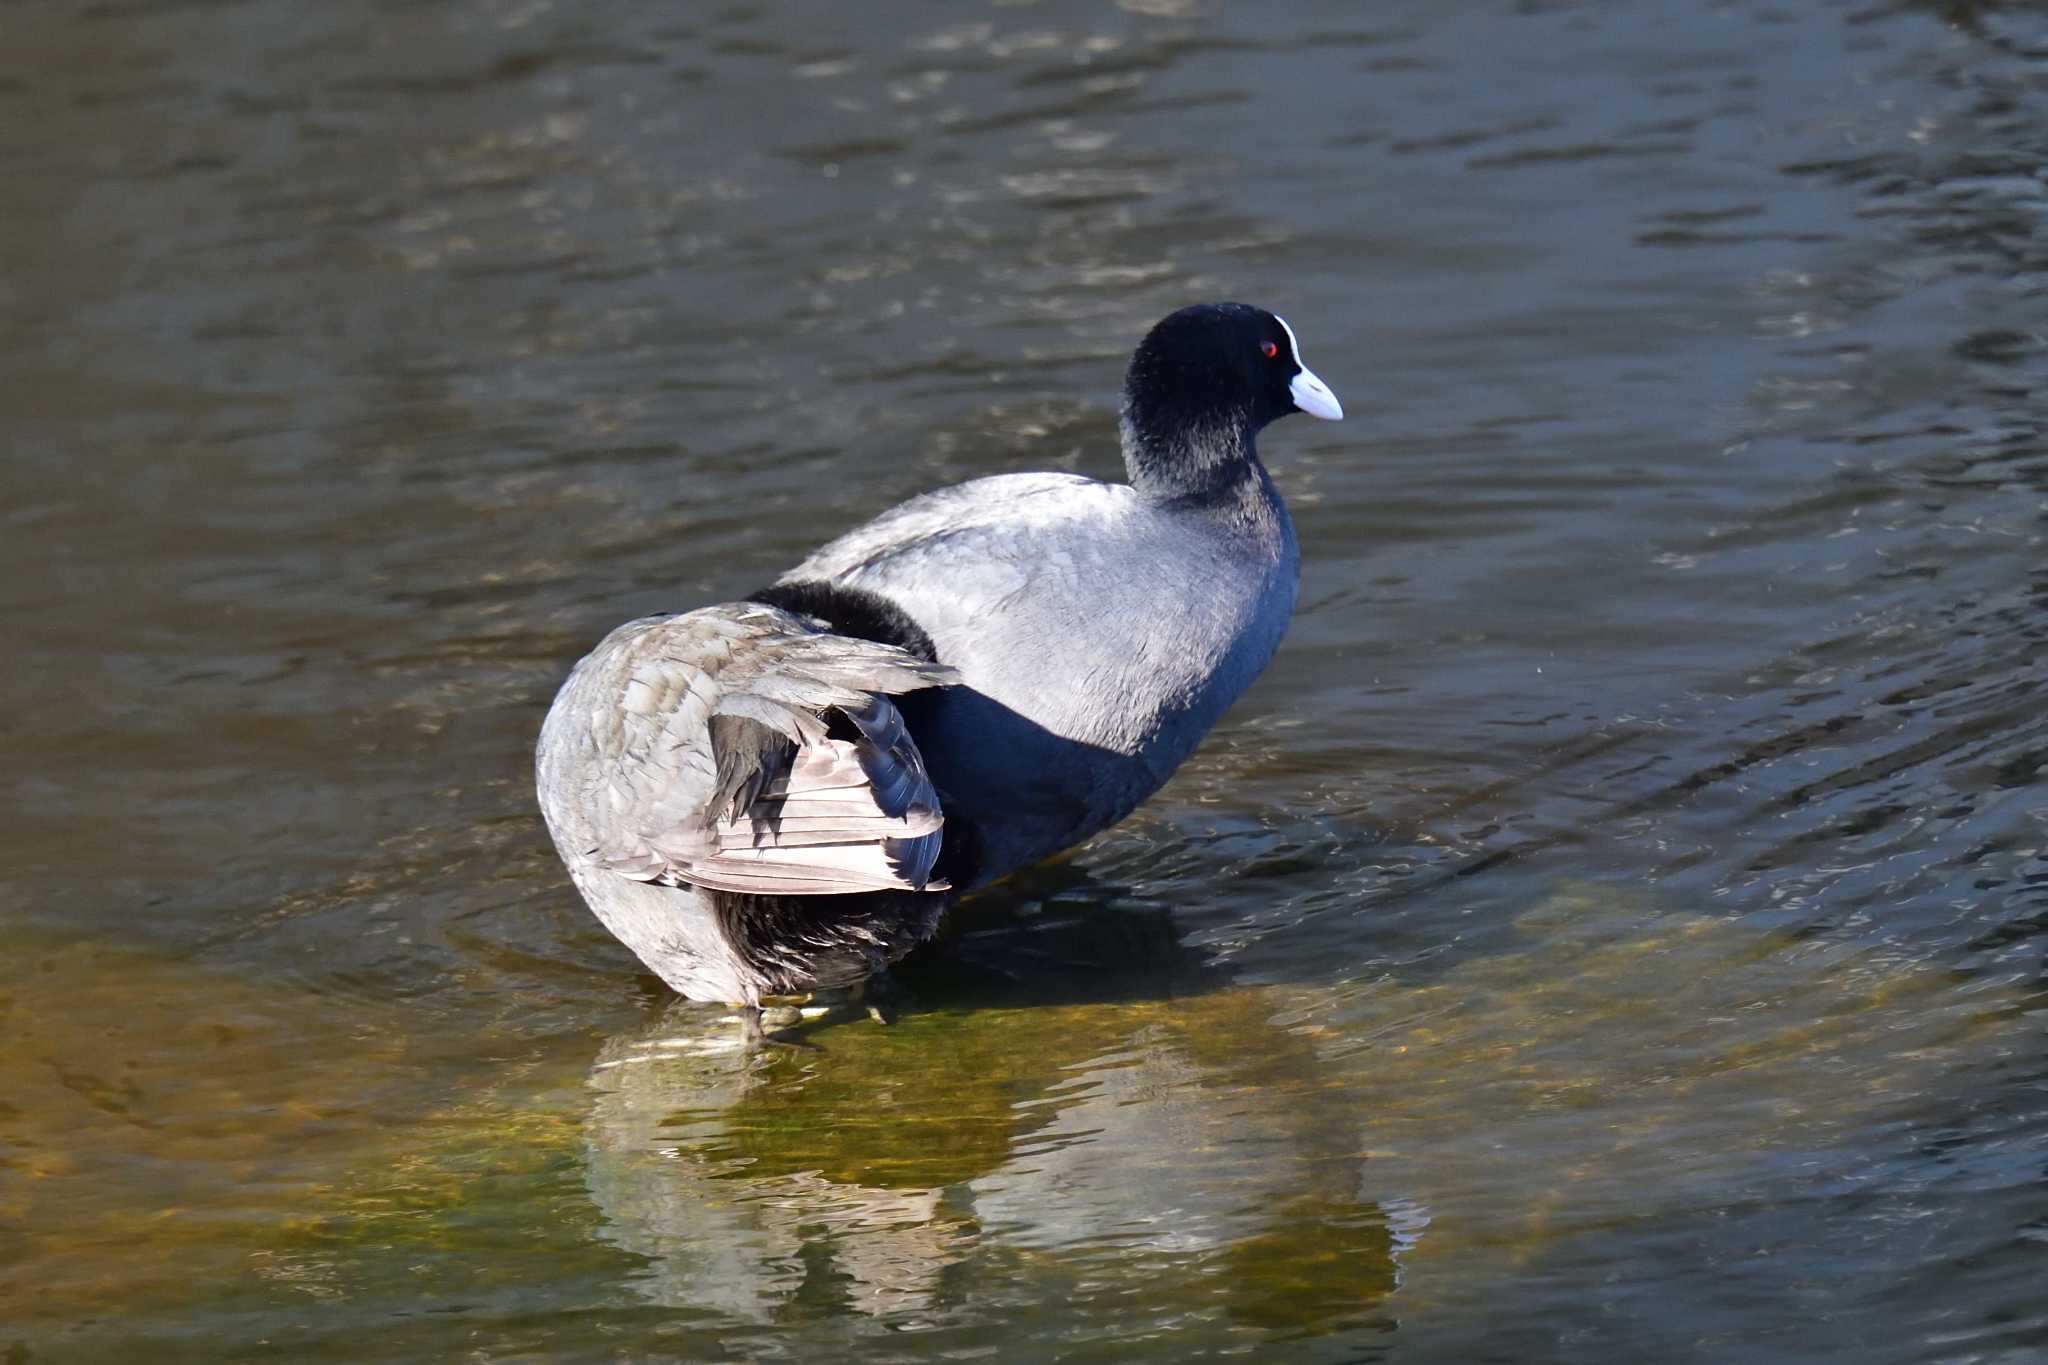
top-left (2, 887), bottom-right (2032, 1357)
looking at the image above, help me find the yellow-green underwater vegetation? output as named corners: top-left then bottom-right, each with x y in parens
top-left (5, 884), bottom-right (2038, 1359)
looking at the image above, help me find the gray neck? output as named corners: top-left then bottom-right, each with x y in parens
top-left (1120, 409), bottom-right (1270, 506)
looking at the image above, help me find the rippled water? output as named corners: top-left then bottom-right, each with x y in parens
top-left (5, 0), bottom-right (2046, 1359)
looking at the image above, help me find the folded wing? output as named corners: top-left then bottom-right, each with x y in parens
top-left (552, 603), bottom-right (955, 897)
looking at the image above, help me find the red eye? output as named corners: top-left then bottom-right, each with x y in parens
top-left (1261, 341), bottom-right (1279, 359)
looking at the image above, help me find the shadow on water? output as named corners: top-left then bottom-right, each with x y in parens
top-left (897, 857), bottom-right (1232, 1007)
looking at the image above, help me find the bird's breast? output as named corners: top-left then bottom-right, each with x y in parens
top-left (892, 530), bottom-right (1298, 883)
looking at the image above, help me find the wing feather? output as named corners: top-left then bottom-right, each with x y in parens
top-left (543, 602), bottom-right (956, 898)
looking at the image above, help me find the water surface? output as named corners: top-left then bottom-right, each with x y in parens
top-left (3, 0), bottom-right (2046, 1360)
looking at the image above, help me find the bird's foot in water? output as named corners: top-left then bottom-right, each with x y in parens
top-left (732, 972), bottom-right (918, 1044)
top-left (735, 1002), bottom-right (821, 1050)
top-left (852, 968), bottom-right (918, 1026)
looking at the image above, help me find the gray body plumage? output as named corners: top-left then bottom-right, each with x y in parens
top-left (777, 468), bottom-right (1298, 885)
top-left (534, 302), bottom-right (1332, 1008)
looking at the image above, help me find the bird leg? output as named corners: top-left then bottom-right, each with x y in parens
top-left (858, 967), bottom-right (917, 1026)
top-left (736, 1000), bottom-right (819, 1051)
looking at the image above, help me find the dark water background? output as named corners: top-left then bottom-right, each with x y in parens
top-left (4, 0), bottom-right (2047, 1360)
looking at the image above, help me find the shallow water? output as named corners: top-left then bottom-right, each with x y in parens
top-left (3, 0), bottom-right (2046, 1359)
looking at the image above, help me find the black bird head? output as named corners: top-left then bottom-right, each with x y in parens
top-left (1119, 302), bottom-right (1342, 501)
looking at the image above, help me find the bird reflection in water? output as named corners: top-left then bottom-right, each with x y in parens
top-left (581, 875), bottom-right (1423, 1331)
